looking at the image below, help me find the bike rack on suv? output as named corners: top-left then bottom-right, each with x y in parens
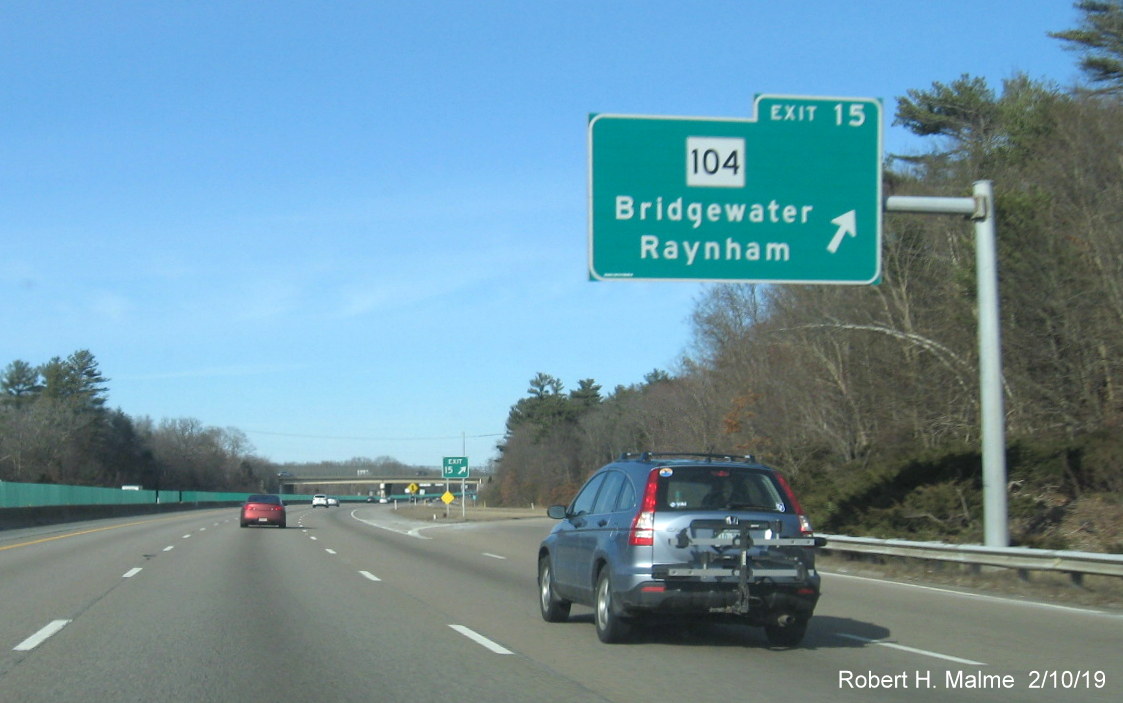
top-left (653, 517), bottom-right (818, 615)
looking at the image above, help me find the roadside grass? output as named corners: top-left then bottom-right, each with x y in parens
top-left (818, 552), bottom-right (1123, 610)
top-left (385, 503), bottom-right (546, 522)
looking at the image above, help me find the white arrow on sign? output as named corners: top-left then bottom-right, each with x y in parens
top-left (827, 210), bottom-right (857, 254)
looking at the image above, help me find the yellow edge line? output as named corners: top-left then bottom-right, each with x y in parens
top-left (0, 510), bottom-right (226, 552)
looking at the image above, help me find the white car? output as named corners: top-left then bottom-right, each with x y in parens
top-left (311, 494), bottom-right (329, 508)
top-left (327, 497), bottom-right (340, 507)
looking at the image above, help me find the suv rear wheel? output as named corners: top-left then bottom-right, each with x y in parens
top-left (594, 569), bottom-right (630, 643)
top-left (538, 556), bottom-right (571, 623)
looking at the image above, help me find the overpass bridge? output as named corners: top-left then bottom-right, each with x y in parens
top-left (278, 474), bottom-right (483, 501)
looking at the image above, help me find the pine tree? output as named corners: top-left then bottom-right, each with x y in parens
top-left (1051, 1), bottom-right (1123, 94)
top-left (1, 360), bottom-right (41, 406)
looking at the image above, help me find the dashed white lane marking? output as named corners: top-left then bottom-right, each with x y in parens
top-left (836, 633), bottom-right (987, 666)
top-left (122, 567), bottom-right (143, 578)
top-left (325, 549), bottom-right (337, 555)
top-left (359, 571), bottom-right (381, 582)
top-left (482, 553), bottom-right (506, 560)
top-left (15, 620), bottom-right (72, 651)
top-left (449, 625), bottom-right (513, 655)
top-left (163, 546), bottom-right (175, 552)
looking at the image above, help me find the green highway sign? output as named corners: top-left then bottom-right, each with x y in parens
top-left (588, 95), bottom-right (882, 283)
top-left (442, 456), bottom-right (469, 479)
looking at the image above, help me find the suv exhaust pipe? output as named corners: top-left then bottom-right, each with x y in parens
top-left (774, 613), bottom-right (796, 628)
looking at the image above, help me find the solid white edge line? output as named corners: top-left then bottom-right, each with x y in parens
top-left (122, 567), bottom-right (143, 578)
top-left (349, 513), bottom-right (433, 540)
top-left (821, 569), bottom-right (1122, 617)
top-left (14, 620), bottom-right (72, 651)
top-left (836, 633), bottom-right (987, 666)
top-left (359, 570), bottom-right (381, 582)
top-left (449, 625), bottom-right (513, 654)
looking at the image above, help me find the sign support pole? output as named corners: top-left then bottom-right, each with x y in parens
top-left (885, 180), bottom-right (1007, 548)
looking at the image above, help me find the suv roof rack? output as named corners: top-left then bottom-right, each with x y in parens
top-left (617, 451), bottom-right (757, 464)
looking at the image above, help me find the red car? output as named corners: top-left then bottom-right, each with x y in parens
top-left (240, 494), bottom-right (287, 528)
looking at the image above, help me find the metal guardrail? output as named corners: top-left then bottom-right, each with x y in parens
top-left (819, 534), bottom-right (1123, 585)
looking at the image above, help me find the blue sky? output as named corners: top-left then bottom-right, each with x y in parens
top-left (1, 1), bottom-right (1084, 468)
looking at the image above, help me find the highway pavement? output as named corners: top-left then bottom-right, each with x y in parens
top-left (1, 505), bottom-right (1120, 702)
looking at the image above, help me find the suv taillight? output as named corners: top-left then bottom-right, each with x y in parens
top-left (629, 468), bottom-right (661, 547)
top-left (774, 472), bottom-right (813, 536)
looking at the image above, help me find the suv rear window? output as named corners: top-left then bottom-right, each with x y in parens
top-left (654, 466), bottom-right (788, 513)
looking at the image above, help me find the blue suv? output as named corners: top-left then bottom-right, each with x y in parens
top-left (538, 453), bottom-right (823, 645)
